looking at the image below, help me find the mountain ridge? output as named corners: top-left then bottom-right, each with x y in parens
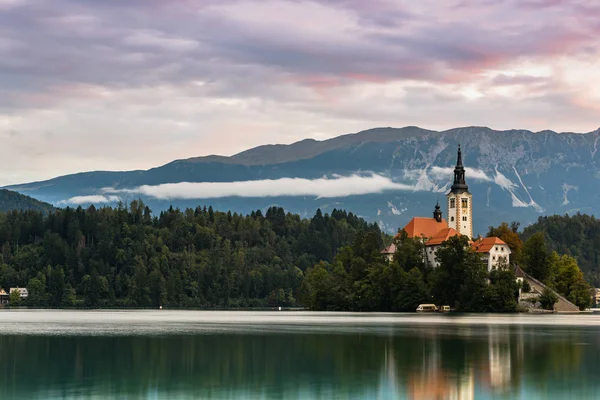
top-left (174, 125), bottom-right (599, 167)
top-left (5, 125), bottom-right (600, 235)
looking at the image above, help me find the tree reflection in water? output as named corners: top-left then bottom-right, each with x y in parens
top-left (0, 324), bottom-right (597, 398)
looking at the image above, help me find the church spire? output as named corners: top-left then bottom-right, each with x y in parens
top-left (433, 201), bottom-right (442, 222)
top-left (450, 144), bottom-right (469, 193)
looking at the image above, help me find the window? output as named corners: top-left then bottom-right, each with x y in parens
top-left (462, 216), bottom-right (467, 221)
top-left (450, 216), bottom-right (454, 222)
top-left (495, 246), bottom-right (498, 251)
top-left (493, 255), bottom-right (496, 260)
top-left (461, 199), bottom-right (468, 208)
top-left (501, 247), bottom-right (504, 252)
top-left (450, 199), bottom-right (456, 208)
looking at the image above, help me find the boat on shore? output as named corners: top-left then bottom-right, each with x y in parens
top-left (416, 304), bottom-right (438, 312)
top-left (416, 304), bottom-right (451, 313)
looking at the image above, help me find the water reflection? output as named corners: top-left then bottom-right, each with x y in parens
top-left (0, 323), bottom-right (598, 399)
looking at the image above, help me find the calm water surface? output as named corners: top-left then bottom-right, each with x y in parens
top-left (0, 310), bottom-right (599, 399)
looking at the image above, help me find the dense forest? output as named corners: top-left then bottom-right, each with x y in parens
top-left (0, 202), bottom-right (381, 308)
top-left (522, 214), bottom-right (600, 286)
top-left (0, 203), bottom-right (594, 311)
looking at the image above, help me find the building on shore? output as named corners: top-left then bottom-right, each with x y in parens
top-left (10, 287), bottom-right (29, 299)
top-left (382, 145), bottom-right (510, 271)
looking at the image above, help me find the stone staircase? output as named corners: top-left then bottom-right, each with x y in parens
top-left (515, 266), bottom-right (580, 313)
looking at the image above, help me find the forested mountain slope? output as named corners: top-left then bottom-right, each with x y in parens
top-left (0, 189), bottom-right (55, 214)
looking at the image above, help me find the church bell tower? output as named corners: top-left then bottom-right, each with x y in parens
top-left (447, 145), bottom-right (473, 238)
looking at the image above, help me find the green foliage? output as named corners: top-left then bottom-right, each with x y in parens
top-left (394, 268), bottom-right (431, 311)
top-left (8, 289), bottom-right (20, 305)
top-left (523, 232), bottom-right (551, 282)
top-left (520, 228), bottom-right (591, 310)
top-left (521, 279), bottom-right (531, 293)
top-left (539, 287), bottom-right (558, 310)
top-left (303, 233), bottom-right (519, 313)
top-left (548, 252), bottom-right (592, 310)
top-left (431, 235), bottom-right (488, 311)
top-left (393, 231), bottom-right (426, 271)
top-left (522, 214), bottom-right (600, 286)
top-left (484, 269), bottom-right (519, 312)
top-left (0, 203), bottom-right (377, 308)
top-left (26, 276), bottom-right (48, 307)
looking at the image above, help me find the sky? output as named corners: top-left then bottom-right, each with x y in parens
top-left (0, 0), bottom-right (599, 185)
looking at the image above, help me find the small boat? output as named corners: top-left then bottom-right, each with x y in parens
top-left (416, 304), bottom-right (438, 312)
top-left (440, 305), bottom-right (451, 313)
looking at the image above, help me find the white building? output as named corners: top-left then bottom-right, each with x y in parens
top-left (472, 237), bottom-right (512, 272)
top-left (381, 243), bottom-right (396, 263)
top-left (10, 287), bottom-right (28, 299)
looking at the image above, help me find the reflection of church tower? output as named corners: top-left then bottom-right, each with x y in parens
top-left (447, 145), bottom-right (473, 239)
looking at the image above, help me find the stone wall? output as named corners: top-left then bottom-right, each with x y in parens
top-left (519, 270), bottom-right (580, 313)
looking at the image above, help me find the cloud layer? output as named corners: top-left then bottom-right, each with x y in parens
top-left (1, 0), bottom-right (599, 184)
top-left (110, 174), bottom-right (416, 200)
top-left (58, 167), bottom-right (534, 210)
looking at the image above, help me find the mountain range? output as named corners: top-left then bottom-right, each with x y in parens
top-left (5, 126), bottom-right (600, 235)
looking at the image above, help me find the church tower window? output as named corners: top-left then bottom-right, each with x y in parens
top-left (461, 199), bottom-right (468, 208)
top-left (450, 199), bottom-right (455, 208)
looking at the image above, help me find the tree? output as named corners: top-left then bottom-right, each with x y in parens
top-left (61, 284), bottom-right (76, 307)
top-left (26, 277), bottom-right (48, 307)
top-left (539, 287), bottom-right (558, 310)
top-left (47, 266), bottom-right (66, 307)
top-left (393, 231), bottom-right (428, 276)
top-left (394, 268), bottom-right (430, 311)
top-left (9, 289), bottom-right (21, 305)
top-left (485, 269), bottom-right (519, 312)
top-left (548, 252), bottom-right (592, 310)
top-left (431, 235), bottom-right (487, 310)
top-left (299, 262), bottom-right (332, 310)
top-left (523, 232), bottom-right (550, 282)
top-left (82, 270), bottom-right (108, 307)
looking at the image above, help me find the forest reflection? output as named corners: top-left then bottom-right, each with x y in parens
top-left (0, 324), bottom-right (598, 399)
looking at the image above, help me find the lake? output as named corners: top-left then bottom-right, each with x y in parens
top-left (0, 310), bottom-right (599, 399)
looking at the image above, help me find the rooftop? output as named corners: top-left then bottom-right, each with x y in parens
top-left (425, 227), bottom-right (461, 246)
top-left (402, 217), bottom-right (448, 239)
top-left (381, 243), bottom-right (397, 255)
top-left (472, 237), bottom-right (510, 253)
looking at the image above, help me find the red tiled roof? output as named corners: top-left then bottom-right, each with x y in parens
top-left (471, 237), bottom-right (508, 253)
top-left (381, 243), bottom-right (397, 254)
top-left (425, 228), bottom-right (460, 246)
top-left (402, 217), bottom-right (448, 239)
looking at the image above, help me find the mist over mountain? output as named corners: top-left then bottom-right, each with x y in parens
top-left (6, 126), bottom-right (600, 235)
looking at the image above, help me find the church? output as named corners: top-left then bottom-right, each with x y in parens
top-left (382, 145), bottom-right (511, 271)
